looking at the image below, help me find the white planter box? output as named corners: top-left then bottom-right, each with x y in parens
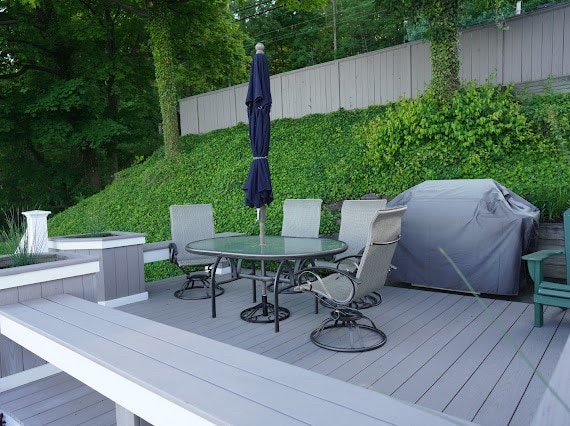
top-left (0, 253), bottom-right (99, 290)
top-left (48, 232), bottom-right (147, 305)
top-left (0, 252), bottom-right (99, 378)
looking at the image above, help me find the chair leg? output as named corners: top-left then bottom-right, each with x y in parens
top-left (174, 272), bottom-right (224, 300)
top-left (534, 302), bottom-right (544, 327)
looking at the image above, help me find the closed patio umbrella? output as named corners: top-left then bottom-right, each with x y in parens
top-left (243, 42), bottom-right (273, 245)
top-left (241, 43), bottom-right (276, 321)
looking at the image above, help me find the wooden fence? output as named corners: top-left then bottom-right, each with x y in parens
top-left (179, 2), bottom-right (570, 135)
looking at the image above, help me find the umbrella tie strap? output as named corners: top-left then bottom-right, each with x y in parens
top-left (253, 156), bottom-right (268, 160)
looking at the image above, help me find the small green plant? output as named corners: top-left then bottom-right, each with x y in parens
top-left (0, 210), bottom-right (41, 268)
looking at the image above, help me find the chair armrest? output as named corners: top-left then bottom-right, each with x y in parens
top-left (214, 232), bottom-right (246, 238)
top-left (168, 242), bottom-right (178, 265)
top-left (522, 249), bottom-right (564, 262)
top-left (334, 255), bottom-right (362, 273)
top-left (297, 266), bottom-right (360, 285)
top-left (296, 266), bottom-right (360, 305)
top-left (522, 249), bottom-right (565, 289)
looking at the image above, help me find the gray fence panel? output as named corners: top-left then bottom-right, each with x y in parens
top-left (565, 7), bottom-right (570, 75)
top-left (339, 58), bottom-right (357, 110)
top-left (266, 76), bottom-right (280, 120)
top-left (410, 41), bottom-right (431, 98)
top-left (235, 83), bottom-right (249, 124)
top-left (197, 88), bottom-right (237, 133)
top-left (180, 3), bottom-right (570, 135)
top-left (179, 97), bottom-right (199, 135)
top-left (460, 25), bottom-right (499, 84)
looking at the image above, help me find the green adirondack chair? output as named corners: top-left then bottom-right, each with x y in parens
top-left (522, 208), bottom-right (570, 327)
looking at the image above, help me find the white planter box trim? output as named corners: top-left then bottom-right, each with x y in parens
top-left (48, 232), bottom-right (146, 250)
top-left (0, 255), bottom-right (99, 290)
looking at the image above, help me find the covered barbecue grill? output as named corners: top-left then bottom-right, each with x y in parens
top-left (387, 179), bottom-right (540, 295)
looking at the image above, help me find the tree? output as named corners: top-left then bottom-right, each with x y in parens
top-left (0, 0), bottom-right (249, 217)
top-left (232, 0), bottom-right (402, 75)
top-left (422, 0), bottom-right (460, 102)
top-left (374, 0), bottom-right (460, 102)
top-left (108, 0), bottom-right (248, 158)
top-left (0, 0), bottom-right (160, 213)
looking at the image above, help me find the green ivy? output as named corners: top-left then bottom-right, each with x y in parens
top-left (47, 87), bottom-right (570, 281)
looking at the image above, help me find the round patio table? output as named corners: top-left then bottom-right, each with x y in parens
top-left (186, 235), bottom-right (347, 332)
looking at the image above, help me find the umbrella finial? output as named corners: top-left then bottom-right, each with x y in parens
top-left (255, 42), bottom-right (265, 55)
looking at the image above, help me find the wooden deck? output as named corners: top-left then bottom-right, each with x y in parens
top-left (2, 274), bottom-right (569, 425)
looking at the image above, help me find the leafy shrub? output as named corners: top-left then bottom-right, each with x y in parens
top-left (361, 82), bottom-right (570, 214)
top-left (520, 89), bottom-right (570, 163)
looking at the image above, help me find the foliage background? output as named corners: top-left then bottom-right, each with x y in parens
top-left (2, 0), bottom-right (566, 228)
top-left (47, 86), bottom-right (570, 281)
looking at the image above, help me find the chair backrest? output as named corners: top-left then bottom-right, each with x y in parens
top-left (170, 204), bottom-right (215, 262)
top-left (562, 209), bottom-right (570, 283)
top-left (354, 206), bottom-right (407, 300)
top-left (281, 199), bottom-right (322, 238)
top-left (337, 199), bottom-right (387, 259)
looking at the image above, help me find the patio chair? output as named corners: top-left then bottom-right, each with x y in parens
top-left (296, 205), bottom-right (407, 352)
top-left (272, 198), bottom-right (322, 293)
top-left (522, 207), bottom-right (570, 327)
top-left (169, 204), bottom-right (239, 300)
top-left (316, 199), bottom-right (387, 308)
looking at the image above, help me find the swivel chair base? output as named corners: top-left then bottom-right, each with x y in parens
top-left (310, 308), bottom-right (387, 352)
top-left (174, 272), bottom-right (224, 300)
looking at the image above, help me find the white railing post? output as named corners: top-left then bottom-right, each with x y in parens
top-left (19, 210), bottom-right (51, 254)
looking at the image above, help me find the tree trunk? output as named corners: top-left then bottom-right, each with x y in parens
top-left (425, 0), bottom-right (460, 103)
top-left (146, 4), bottom-right (181, 158)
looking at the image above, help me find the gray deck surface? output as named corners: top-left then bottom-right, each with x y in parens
top-left (1, 274), bottom-right (569, 425)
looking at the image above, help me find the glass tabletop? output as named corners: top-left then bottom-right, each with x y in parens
top-left (186, 235), bottom-right (347, 261)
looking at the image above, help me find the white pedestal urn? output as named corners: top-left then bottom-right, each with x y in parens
top-left (48, 231), bottom-right (147, 307)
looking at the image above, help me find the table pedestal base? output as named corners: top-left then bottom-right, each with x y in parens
top-left (240, 296), bottom-right (290, 323)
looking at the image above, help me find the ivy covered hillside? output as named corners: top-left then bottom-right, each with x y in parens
top-left (48, 85), bottom-right (570, 281)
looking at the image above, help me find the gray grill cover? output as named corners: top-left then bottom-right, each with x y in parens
top-left (387, 179), bottom-right (540, 295)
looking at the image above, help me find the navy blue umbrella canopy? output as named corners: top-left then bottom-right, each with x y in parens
top-left (243, 43), bottom-right (273, 242)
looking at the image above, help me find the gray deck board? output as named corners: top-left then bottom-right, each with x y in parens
top-left (0, 372), bottom-right (114, 426)
top-left (2, 274), bottom-right (569, 425)
top-left (319, 292), bottom-right (463, 379)
top-left (414, 302), bottom-right (528, 410)
top-left (345, 295), bottom-right (478, 385)
top-left (472, 308), bottom-right (567, 425)
top-left (442, 304), bottom-right (537, 420)
top-left (388, 299), bottom-right (511, 401)
top-left (0, 372), bottom-right (71, 404)
top-left (24, 390), bottom-right (108, 426)
top-left (45, 398), bottom-right (115, 425)
top-left (508, 308), bottom-right (570, 426)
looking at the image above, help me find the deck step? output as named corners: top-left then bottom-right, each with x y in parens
top-left (0, 372), bottom-right (115, 425)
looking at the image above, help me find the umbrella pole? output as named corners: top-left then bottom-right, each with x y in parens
top-left (258, 204), bottom-right (268, 316)
top-left (258, 205), bottom-right (267, 245)
top-left (261, 259), bottom-right (268, 316)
